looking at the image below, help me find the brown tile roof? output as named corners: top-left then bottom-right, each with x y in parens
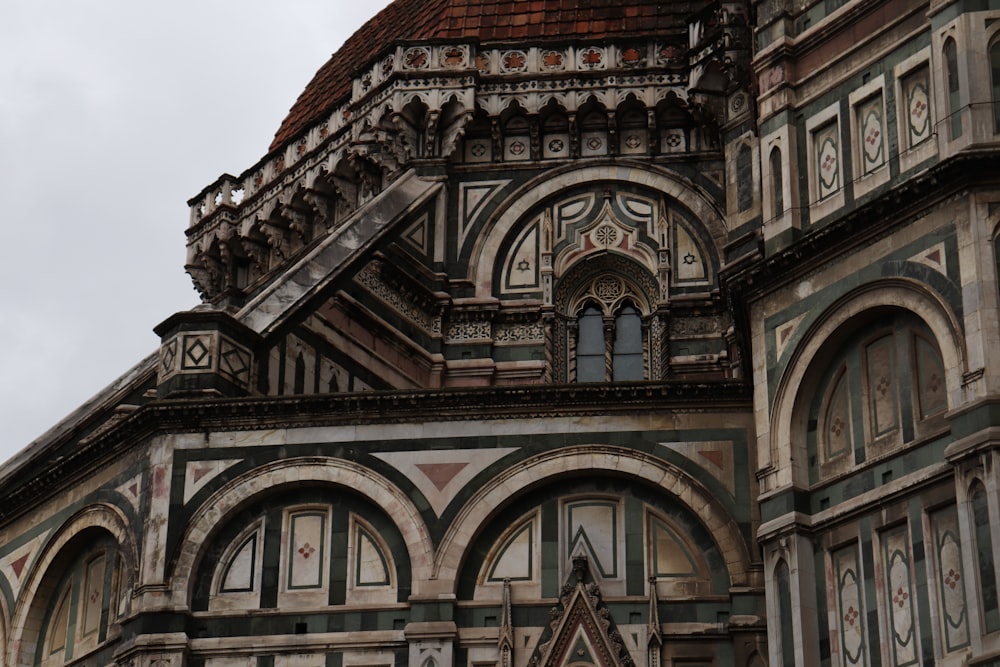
top-left (270, 0), bottom-right (707, 150)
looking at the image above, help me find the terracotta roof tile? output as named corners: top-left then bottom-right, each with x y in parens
top-left (270, 0), bottom-right (707, 150)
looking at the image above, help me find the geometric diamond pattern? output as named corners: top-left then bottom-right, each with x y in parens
top-left (182, 334), bottom-right (213, 370)
top-left (160, 337), bottom-right (178, 374)
top-left (219, 338), bottom-right (251, 382)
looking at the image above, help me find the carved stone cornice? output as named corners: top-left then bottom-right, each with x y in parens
top-left (0, 378), bottom-right (751, 526)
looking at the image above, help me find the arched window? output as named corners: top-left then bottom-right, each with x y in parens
top-left (618, 106), bottom-right (648, 155)
top-left (944, 38), bottom-right (962, 139)
top-left (463, 110), bottom-right (493, 163)
top-left (737, 144), bottom-right (753, 213)
top-left (613, 303), bottom-right (643, 380)
top-left (504, 114), bottom-right (531, 162)
top-left (775, 559), bottom-right (795, 667)
top-left (571, 282), bottom-right (648, 383)
top-left (552, 237), bottom-right (660, 383)
top-left (770, 146), bottom-right (784, 216)
top-left (542, 109), bottom-right (570, 159)
top-left (990, 41), bottom-right (1000, 132)
top-left (576, 303), bottom-right (605, 382)
top-left (971, 482), bottom-right (999, 633)
top-left (580, 108), bottom-right (609, 156)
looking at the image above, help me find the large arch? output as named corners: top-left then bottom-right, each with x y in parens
top-left (8, 503), bottom-right (137, 667)
top-left (766, 279), bottom-right (966, 489)
top-left (470, 161), bottom-right (727, 296)
top-left (433, 444), bottom-right (752, 589)
top-left (169, 457), bottom-right (435, 604)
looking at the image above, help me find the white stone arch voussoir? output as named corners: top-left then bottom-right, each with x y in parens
top-left (470, 162), bottom-right (727, 297)
top-left (169, 457), bottom-right (434, 606)
top-left (434, 445), bottom-right (751, 590)
top-left (9, 503), bottom-right (137, 667)
top-left (767, 278), bottom-right (966, 488)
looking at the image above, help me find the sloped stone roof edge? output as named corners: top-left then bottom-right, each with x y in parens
top-left (237, 170), bottom-right (443, 337)
top-left (0, 352), bottom-right (158, 488)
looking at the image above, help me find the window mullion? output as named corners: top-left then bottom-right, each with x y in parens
top-left (604, 318), bottom-right (614, 382)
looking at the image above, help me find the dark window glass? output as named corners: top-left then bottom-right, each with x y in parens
top-left (944, 39), bottom-right (963, 139)
top-left (737, 144), bottom-right (753, 212)
top-left (776, 560), bottom-right (795, 667)
top-left (770, 147), bottom-right (784, 215)
top-left (577, 304), bottom-right (605, 382)
top-left (613, 304), bottom-right (643, 381)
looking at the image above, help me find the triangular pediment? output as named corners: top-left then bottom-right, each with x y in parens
top-left (529, 558), bottom-right (634, 667)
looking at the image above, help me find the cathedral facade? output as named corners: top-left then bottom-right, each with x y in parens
top-left (3, 1), bottom-right (1000, 666)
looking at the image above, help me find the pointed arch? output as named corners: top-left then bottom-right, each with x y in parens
top-left (471, 163), bottom-right (726, 297)
top-left (769, 145), bottom-right (784, 216)
top-left (943, 37), bottom-right (962, 140)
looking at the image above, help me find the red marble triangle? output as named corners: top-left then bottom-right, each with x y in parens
top-left (926, 249), bottom-right (941, 265)
top-left (416, 462), bottom-right (469, 491)
top-left (11, 554), bottom-right (28, 578)
top-left (191, 465), bottom-right (213, 483)
top-left (780, 327), bottom-right (792, 343)
top-left (698, 450), bottom-right (725, 470)
top-left (128, 483), bottom-right (139, 498)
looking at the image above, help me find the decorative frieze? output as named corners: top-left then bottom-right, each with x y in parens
top-left (494, 322), bottom-right (545, 344)
top-left (669, 315), bottom-right (724, 337)
top-left (355, 261), bottom-right (441, 336)
top-left (446, 320), bottom-right (492, 343)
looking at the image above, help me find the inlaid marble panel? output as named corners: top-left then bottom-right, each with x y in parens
top-left (824, 370), bottom-right (852, 461)
top-left (834, 545), bottom-right (867, 667)
top-left (650, 516), bottom-right (697, 577)
top-left (914, 335), bottom-right (946, 418)
top-left (502, 220), bottom-right (540, 293)
top-left (673, 222), bottom-right (707, 283)
top-left (866, 335), bottom-right (898, 437)
top-left (287, 511), bottom-right (326, 589)
top-left (882, 526), bottom-right (918, 666)
top-left (356, 525), bottom-right (390, 586)
top-left (544, 133), bottom-right (570, 159)
top-left (931, 505), bottom-right (969, 652)
top-left (220, 532), bottom-right (258, 592)
top-left (566, 500), bottom-right (619, 578)
top-left (814, 121), bottom-right (840, 200)
top-left (81, 555), bottom-right (106, 637)
top-left (857, 95), bottom-right (885, 174)
top-left (581, 131), bottom-right (608, 156)
top-left (902, 66), bottom-right (931, 148)
top-left (487, 517), bottom-right (535, 582)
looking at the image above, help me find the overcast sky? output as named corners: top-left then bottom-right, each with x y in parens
top-left (0, 1), bottom-right (393, 464)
